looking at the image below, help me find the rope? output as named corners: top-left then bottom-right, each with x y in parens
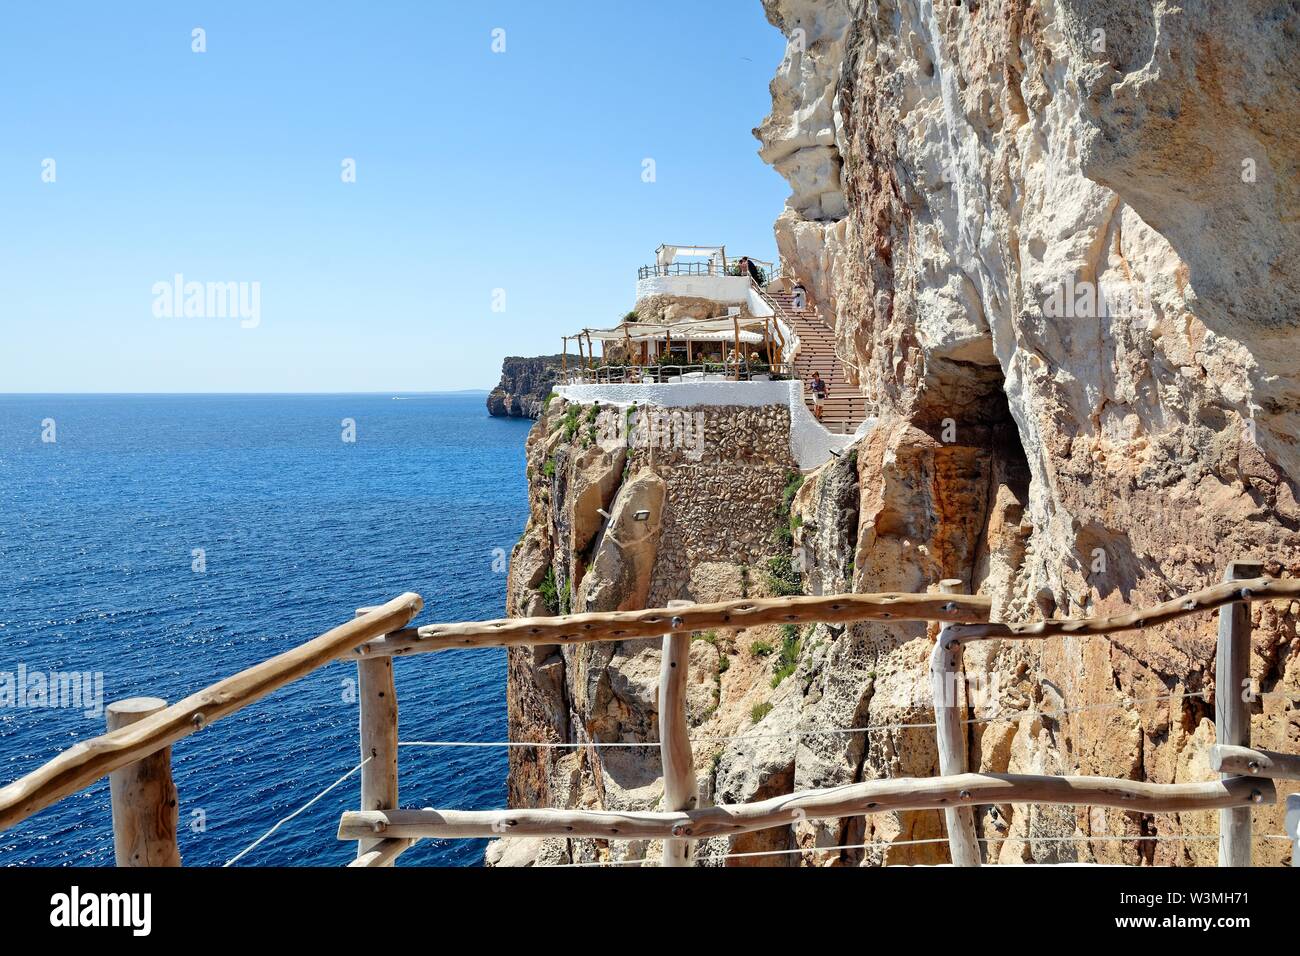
top-left (396, 689), bottom-right (1214, 752)
top-left (546, 833), bottom-right (1296, 867)
top-left (223, 757), bottom-right (371, 867)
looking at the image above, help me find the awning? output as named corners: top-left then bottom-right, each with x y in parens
top-left (570, 315), bottom-right (771, 342)
top-left (655, 244), bottom-right (725, 268)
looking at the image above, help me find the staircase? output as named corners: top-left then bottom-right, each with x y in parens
top-left (766, 290), bottom-right (868, 433)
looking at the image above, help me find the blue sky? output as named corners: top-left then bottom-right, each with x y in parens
top-left (0, 1), bottom-right (790, 392)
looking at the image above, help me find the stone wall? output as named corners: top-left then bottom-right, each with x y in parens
top-left (495, 397), bottom-right (806, 866)
top-left (641, 404), bottom-right (795, 600)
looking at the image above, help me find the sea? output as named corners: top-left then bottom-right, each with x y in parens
top-left (0, 393), bottom-right (533, 867)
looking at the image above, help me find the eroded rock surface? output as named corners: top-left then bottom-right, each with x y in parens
top-left (759, 0), bottom-right (1300, 864)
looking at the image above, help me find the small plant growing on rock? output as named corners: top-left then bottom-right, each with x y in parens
top-left (538, 566), bottom-right (559, 615)
top-left (543, 457), bottom-right (556, 478)
top-left (563, 406), bottom-right (581, 441)
top-left (751, 701), bottom-right (773, 723)
top-left (765, 554), bottom-right (801, 596)
top-left (770, 624), bottom-right (802, 688)
top-left (750, 640), bottom-right (774, 658)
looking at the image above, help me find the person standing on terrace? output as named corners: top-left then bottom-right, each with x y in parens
top-left (809, 370), bottom-right (828, 420)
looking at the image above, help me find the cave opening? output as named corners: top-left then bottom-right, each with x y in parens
top-left (912, 353), bottom-right (1034, 600)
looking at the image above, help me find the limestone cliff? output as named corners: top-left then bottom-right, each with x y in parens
top-left (496, 0), bottom-right (1298, 867)
top-left (487, 355), bottom-right (565, 419)
top-left (759, 0), bottom-right (1299, 864)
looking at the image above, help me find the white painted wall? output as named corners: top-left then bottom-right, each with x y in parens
top-left (635, 274), bottom-right (753, 304)
top-left (554, 379), bottom-right (874, 471)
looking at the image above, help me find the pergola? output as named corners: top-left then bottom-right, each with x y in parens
top-left (561, 312), bottom-right (784, 381)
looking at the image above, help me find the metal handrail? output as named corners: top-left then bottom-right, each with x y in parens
top-left (638, 259), bottom-right (776, 282)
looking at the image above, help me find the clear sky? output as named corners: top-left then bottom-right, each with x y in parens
top-left (0, 1), bottom-right (790, 393)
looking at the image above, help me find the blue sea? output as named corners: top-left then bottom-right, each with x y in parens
top-left (0, 393), bottom-right (533, 867)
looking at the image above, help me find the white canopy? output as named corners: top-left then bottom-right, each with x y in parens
top-left (656, 244), bottom-right (725, 268)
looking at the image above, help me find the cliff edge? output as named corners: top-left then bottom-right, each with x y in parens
top-left (487, 355), bottom-right (565, 419)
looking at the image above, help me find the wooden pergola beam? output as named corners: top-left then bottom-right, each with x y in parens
top-left (338, 773), bottom-right (1273, 842)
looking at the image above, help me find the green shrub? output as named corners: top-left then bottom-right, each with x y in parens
top-left (538, 566), bottom-right (559, 615)
top-left (765, 554), bottom-right (802, 597)
top-left (541, 392), bottom-right (557, 412)
top-left (543, 457), bottom-right (556, 478)
top-left (771, 626), bottom-right (802, 688)
top-left (563, 406), bottom-right (581, 441)
top-left (751, 701), bottom-right (773, 723)
top-left (750, 640), bottom-right (774, 658)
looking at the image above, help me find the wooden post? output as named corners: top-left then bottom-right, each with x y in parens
top-left (732, 314), bottom-right (742, 381)
top-left (356, 607), bottom-right (400, 865)
top-left (1216, 560), bottom-right (1262, 866)
top-left (107, 697), bottom-right (180, 866)
top-left (660, 600), bottom-right (697, 866)
top-left (930, 579), bottom-right (980, 866)
top-left (1285, 794), bottom-right (1299, 867)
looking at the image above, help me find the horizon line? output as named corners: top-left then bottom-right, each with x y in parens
top-left (0, 389), bottom-right (493, 396)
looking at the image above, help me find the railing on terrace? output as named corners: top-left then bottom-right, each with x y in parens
top-left (2, 568), bottom-right (1299, 867)
top-left (562, 362), bottom-right (795, 386)
top-left (638, 259), bottom-right (776, 281)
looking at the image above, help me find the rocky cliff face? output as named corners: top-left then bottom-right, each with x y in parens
top-left (495, 399), bottom-right (815, 866)
top-left (487, 355), bottom-right (566, 419)
top-left (496, 0), bottom-right (1298, 867)
top-left (757, 0), bottom-right (1299, 864)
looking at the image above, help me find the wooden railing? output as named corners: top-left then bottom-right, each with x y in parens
top-left (2, 573), bottom-right (1299, 867)
top-left (563, 362), bottom-right (795, 386)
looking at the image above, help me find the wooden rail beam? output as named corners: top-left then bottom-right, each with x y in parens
top-left (659, 601), bottom-right (697, 867)
top-left (930, 580), bottom-right (980, 866)
top-left (1209, 744), bottom-right (1300, 781)
top-left (946, 575), bottom-right (1299, 643)
top-left (349, 591), bottom-right (993, 659)
top-left (338, 773), bottom-right (1272, 843)
top-left (348, 838), bottom-right (415, 868)
top-left (0, 592), bottom-right (423, 833)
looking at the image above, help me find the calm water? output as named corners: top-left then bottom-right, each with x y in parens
top-left (0, 393), bottom-right (533, 866)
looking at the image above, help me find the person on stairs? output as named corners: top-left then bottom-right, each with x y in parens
top-left (809, 370), bottom-right (828, 421)
top-left (791, 283), bottom-right (807, 311)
